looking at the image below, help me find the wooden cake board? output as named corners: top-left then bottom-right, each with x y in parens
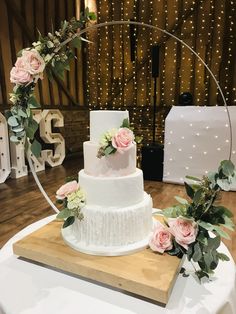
top-left (13, 219), bottom-right (183, 304)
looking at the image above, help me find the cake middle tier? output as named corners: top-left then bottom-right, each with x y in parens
top-left (79, 169), bottom-right (144, 207)
top-left (83, 141), bottom-right (137, 177)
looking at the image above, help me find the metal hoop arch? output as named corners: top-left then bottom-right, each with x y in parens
top-left (76, 20), bottom-right (232, 160)
top-left (28, 20), bottom-right (233, 214)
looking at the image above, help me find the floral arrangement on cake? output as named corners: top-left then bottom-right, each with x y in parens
top-left (56, 180), bottom-right (85, 228)
top-left (7, 9), bottom-right (96, 157)
top-left (97, 118), bottom-right (142, 158)
top-left (149, 160), bottom-right (235, 281)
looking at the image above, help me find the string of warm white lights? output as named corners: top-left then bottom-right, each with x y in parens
top-left (85, 1), bottom-right (235, 147)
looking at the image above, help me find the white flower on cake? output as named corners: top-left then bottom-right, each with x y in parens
top-left (67, 190), bottom-right (86, 210)
top-left (97, 118), bottom-right (136, 158)
top-left (56, 180), bottom-right (85, 228)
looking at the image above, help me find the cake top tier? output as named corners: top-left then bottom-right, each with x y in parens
top-left (90, 110), bottom-right (129, 143)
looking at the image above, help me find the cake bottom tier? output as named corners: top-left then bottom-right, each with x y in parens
top-left (61, 192), bottom-right (153, 256)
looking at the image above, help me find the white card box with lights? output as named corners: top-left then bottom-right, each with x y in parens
top-left (163, 106), bottom-right (236, 190)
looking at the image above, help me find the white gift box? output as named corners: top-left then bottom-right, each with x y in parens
top-left (163, 106), bottom-right (236, 190)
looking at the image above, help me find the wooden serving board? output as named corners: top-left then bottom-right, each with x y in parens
top-left (13, 220), bottom-right (183, 304)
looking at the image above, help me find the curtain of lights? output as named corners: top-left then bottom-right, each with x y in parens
top-left (85, 0), bottom-right (236, 145)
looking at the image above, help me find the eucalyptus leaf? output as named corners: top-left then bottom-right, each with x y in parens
top-left (18, 108), bottom-right (28, 118)
top-left (198, 221), bottom-right (214, 231)
top-left (29, 119), bottom-right (38, 132)
top-left (46, 67), bottom-right (54, 82)
top-left (121, 118), bottom-right (129, 128)
top-left (193, 188), bottom-right (203, 204)
top-left (26, 127), bottom-right (35, 140)
top-left (184, 182), bottom-right (194, 199)
top-left (8, 116), bottom-right (19, 127)
top-left (185, 175), bottom-right (201, 182)
top-left (63, 216), bottom-right (75, 228)
top-left (217, 252), bottom-right (230, 261)
top-left (28, 96), bottom-right (40, 108)
top-left (12, 126), bottom-right (24, 133)
top-left (222, 215), bottom-right (235, 231)
top-left (31, 139), bottom-right (42, 158)
top-left (203, 251), bottom-right (214, 270)
top-left (216, 178), bottom-right (231, 191)
top-left (174, 196), bottom-right (189, 205)
top-left (192, 242), bottom-right (202, 262)
top-left (220, 160), bottom-right (235, 177)
top-left (104, 145), bottom-right (116, 156)
top-left (56, 208), bottom-right (71, 219)
top-left (218, 206), bottom-right (233, 218)
top-left (71, 36), bottom-right (81, 49)
top-left (195, 270), bottom-right (209, 281)
top-left (213, 226), bottom-right (230, 239)
top-left (207, 236), bottom-right (221, 250)
top-left (26, 119), bottom-right (38, 140)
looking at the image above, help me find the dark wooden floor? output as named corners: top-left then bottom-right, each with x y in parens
top-left (0, 157), bottom-right (235, 262)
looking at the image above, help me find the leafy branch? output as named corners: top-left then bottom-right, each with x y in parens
top-left (7, 10), bottom-right (96, 157)
top-left (161, 160), bottom-right (235, 281)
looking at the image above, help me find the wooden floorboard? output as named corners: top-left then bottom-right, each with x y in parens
top-left (0, 157), bottom-right (235, 263)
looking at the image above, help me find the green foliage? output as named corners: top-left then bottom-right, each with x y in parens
top-left (31, 139), bottom-right (42, 158)
top-left (71, 37), bottom-right (81, 49)
top-left (63, 216), bottom-right (75, 228)
top-left (161, 160), bottom-right (235, 282)
top-left (120, 118), bottom-right (130, 128)
top-left (8, 10), bottom-right (96, 156)
top-left (104, 145), bottom-right (116, 156)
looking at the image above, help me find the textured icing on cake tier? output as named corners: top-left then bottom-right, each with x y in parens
top-left (71, 192), bottom-right (152, 248)
top-left (90, 110), bottom-right (128, 143)
top-left (83, 141), bottom-right (136, 177)
top-left (79, 169), bottom-right (144, 207)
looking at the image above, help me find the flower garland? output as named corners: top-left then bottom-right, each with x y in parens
top-left (149, 160), bottom-right (235, 281)
top-left (7, 9), bottom-right (96, 157)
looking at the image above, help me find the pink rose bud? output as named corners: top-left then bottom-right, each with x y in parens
top-left (149, 220), bottom-right (173, 253)
top-left (21, 50), bottom-right (45, 75)
top-left (111, 127), bottom-right (134, 150)
top-left (10, 66), bottom-right (33, 85)
top-left (168, 217), bottom-right (198, 250)
top-left (56, 180), bottom-right (79, 200)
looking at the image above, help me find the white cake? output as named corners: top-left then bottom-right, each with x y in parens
top-left (62, 110), bottom-right (153, 255)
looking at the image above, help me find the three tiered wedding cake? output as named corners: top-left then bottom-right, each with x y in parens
top-left (62, 110), bottom-right (153, 255)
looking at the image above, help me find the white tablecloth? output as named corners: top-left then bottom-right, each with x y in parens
top-left (0, 215), bottom-right (235, 314)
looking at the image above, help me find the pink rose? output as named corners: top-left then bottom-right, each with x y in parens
top-left (168, 217), bottom-right (198, 250)
top-left (10, 66), bottom-right (33, 85)
top-left (21, 50), bottom-right (45, 75)
top-left (56, 180), bottom-right (79, 200)
top-left (112, 128), bottom-right (134, 150)
top-left (149, 221), bottom-right (173, 253)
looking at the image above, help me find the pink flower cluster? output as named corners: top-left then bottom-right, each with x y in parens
top-left (112, 127), bottom-right (134, 151)
top-left (149, 217), bottom-right (198, 253)
top-left (56, 180), bottom-right (79, 200)
top-left (10, 50), bottom-right (45, 85)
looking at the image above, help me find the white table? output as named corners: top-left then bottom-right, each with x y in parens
top-left (0, 215), bottom-right (235, 314)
